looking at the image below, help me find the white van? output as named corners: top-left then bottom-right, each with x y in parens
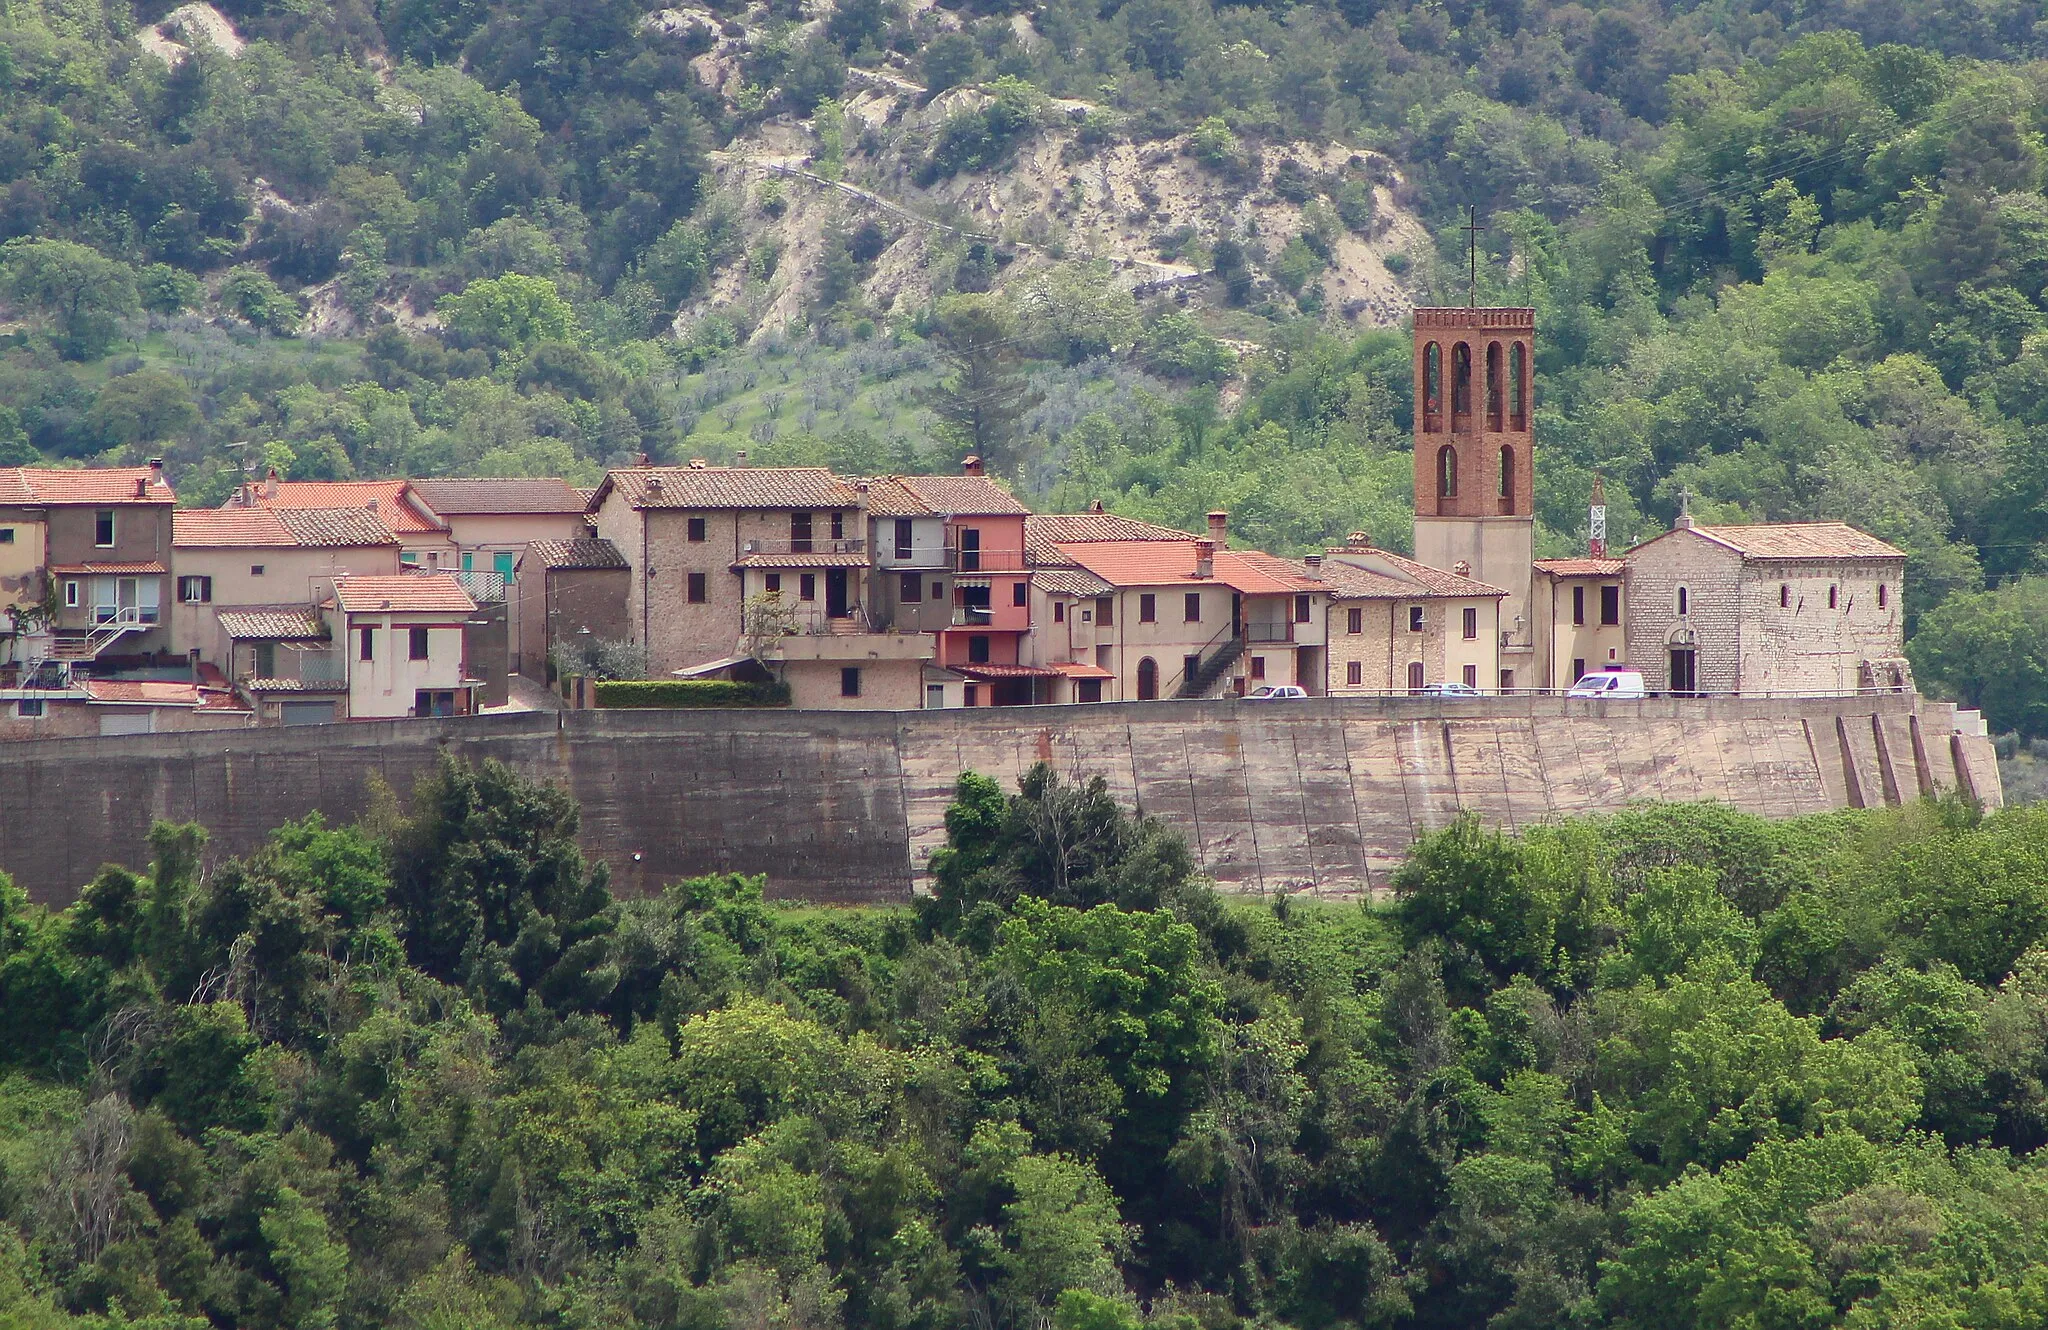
top-left (1567, 668), bottom-right (1647, 699)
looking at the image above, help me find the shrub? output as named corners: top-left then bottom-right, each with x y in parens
top-left (593, 679), bottom-right (791, 708)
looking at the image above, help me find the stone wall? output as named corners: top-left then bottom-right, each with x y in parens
top-left (0, 694), bottom-right (1999, 908)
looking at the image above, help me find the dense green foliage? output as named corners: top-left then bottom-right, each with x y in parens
top-left (592, 679), bottom-right (791, 708)
top-left (1, 757), bottom-right (2047, 1328)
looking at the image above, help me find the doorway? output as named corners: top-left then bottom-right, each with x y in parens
top-left (1137, 657), bottom-right (1158, 700)
top-left (1669, 647), bottom-right (1697, 696)
top-left (826, 568), bottom-right (850, 618)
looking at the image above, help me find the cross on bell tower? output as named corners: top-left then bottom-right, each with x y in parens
top-left (1411, 294), bottom-right (1537, 642)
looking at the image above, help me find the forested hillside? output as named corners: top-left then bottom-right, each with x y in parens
top-left (7, 0), bottom-right (2048, 718)
top-left (2, 759), bottom-right (2048, 1329)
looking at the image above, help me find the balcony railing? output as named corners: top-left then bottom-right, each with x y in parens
top-left (455, 570), bottom-right (506, 603)
top-left (1245, 622), bottom-right (1295, 644)
top-left (300, 651), bottom-right (346, 684)
top-left (952, 605), bottom-right (994, 627)
top-left (744, 537), bottom-right (866, 555)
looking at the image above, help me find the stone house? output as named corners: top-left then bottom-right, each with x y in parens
top-left (0, 463), bottom-right (179, 666)
top-left (170, 506), bottom-right (400, 670)
top-left (515, 538), bottom-right (632, 682)
top-left (232, 474), bottom-right (457, 569)
top-left (1623, 520), bottom-right (1907, 695)
top-left (327, 573), bottom-right (480, 719)
top-left (1531, 557), bottom-right (1628, 688)
top-left (1318, 539), bottom-right (1507, 693)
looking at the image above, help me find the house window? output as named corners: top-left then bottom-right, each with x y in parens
top-left (409, 627), bottom-right (429, 660)
top-left (932, 580), bottom-right (945, 601)
top-left (63, 580), bottom-right (79, 608)
top-left (1406, 661), bottom-right (1424, 692)
top-left (900, 572), bottom-right (922, 602)
top-left (494, 551), bottom-right (515, 583)
top-left (255, 642), bottom-right (275, 677)
top-left (1097, 597), bottom-right (1113, 627)
top-left (1572, 658), bottom-right (1586, 682)
top-left (831, 511), bottom-right (844, 541)
top-left (1183, 654), bottom-right (1200, 686)
top-left (687, 517), bottom-right (706, 542)
top-left (1183, 592), bottom-right (1201, 623)
top-left (841, 667), bottom-right (861, 698)
top-left (1250, 656), bottom-right (1265, 679)
top-left (1829, 584), bottom-right (1839, 609)
top-left (1780, 583), bottom-right (1791, 608)
top-left (1500, 669), bottom-right (1515, 692)
top-left (1140, 594), bottom-right (1156, 623)
top-left (894, 519), bottom-right (913, 560)
top-left (461, 551), bottom-right (473, 572)
top-left (969, 635), bottom-right (990, 663)
top-left (959, 528), bottom-right (981, 571)
top-left (15, 698), bottom-right (42, 718)
top-left (1676, 586), bottom-right (1689, 615)
top-left (360, 627), bottom-right (375, 660)
top-left (791, 513), bottom-right (813, 552)
top-left (94, 510), bottom-right (114, 546)
top-left (1600, 585), bottom-right (1620, 625)
top-left (1012, 581), bottom-right (1027, 607)
top-left (800, 574), bottom-right (816, 601)
top-left (765, 573), bottom-right (782, 594)
top-left (400, 551), bottom-right (420, 567)
top-left (0, 528), bottom-right (12, 543)
top-left (1463, 664), bottom-right (1477, 688)
top-left (250, 565), bottom-right (265, 577)
top-left (1878, 584), bottom-right (1889, 609)
top-left (1346, 660), bottom-right (1362, 686)
top-left (1573, 585), bottom-right (1585, 625)
top-left (1347, 607), bottom-right (1363, 635)
top-left (687, 572), bottom-right (707, 603)
top-left (1054, 601), bottom-right (1065, 622)
top-left (177, 576), bottom-right (212, 604)
top-left (1295, 594), bottom-right (1311, 623)
top-left (1409, 606), bottom-right (1424, 632)
top-left (1462, 607), bottom-right (1477, 640)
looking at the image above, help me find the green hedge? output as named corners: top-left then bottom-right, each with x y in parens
top-left (592, 679), bottom-right (790, 708)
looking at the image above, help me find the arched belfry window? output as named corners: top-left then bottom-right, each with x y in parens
top-left (1509, 342), bottom-right (1527, 431)
top-left (1437, 445), bottom-right (1458, 499)
top-left (1451, 342), bottom-right (1473, 427)
top-left (1498, 445), bottom-right (1516, 512)
top-left (1422, 342), bottom-right (1442, 432)
top-left (1486, 341), bottom-right (1504, 431)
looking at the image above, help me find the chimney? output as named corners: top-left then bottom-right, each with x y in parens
top-left (1089, 499), bottom-right (1104, 513)
top-left (367, 498), bottom-right (378, 513)
top-left (1207, 510), bottom-right (1229, 549)
top-left (1453, 560), bottom-right (1471, 577)
top-left (263, 467), bottom-right (280, 500)
top-left (1194, 538), bottom-right (1215, 579)
top-left (689, 458), bottom-right (707, 469)
top-left (1303, 554), bottom-right (1323, 578)
top-left (147, 457), bottom-right (163, 485)
top-left (1346, 531), bottom-right (1372, 549)
top-left (646, 475), bottom-right (665, 498)
top-left (638, 452), bottom-right (651, 467)
top-left (134, 476), bottom-right (147, 498)
top-left (735, 449), bottom-right (748, 468)
top-left (962, 455), bottom-right (984, 477)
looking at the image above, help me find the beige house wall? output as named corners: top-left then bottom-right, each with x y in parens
top-left (1413, 515), bottom-right (1533, 638)
top-left (0, 511), bottom-right (45, 615)
top-left (781, 657), bottom-right (924, 709)
top-left (1325, 597), bottom-right (1502, 692)
top-left (443, 512), bottom-right (587, 562)
top-left (340, 612), bottom-right (471, 718)
top-left (1098, 583), bottom-right (1237, 698)
top-left (1532, 574), bottom-right (1628, 689)
top-left (170, 545), bottom-right (399, 665)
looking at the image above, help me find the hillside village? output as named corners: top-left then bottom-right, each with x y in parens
top-left (0, 306), bottom-right (1923, 733)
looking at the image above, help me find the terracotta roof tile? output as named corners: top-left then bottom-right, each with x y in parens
top-left (176, 507), bottom-right (398, 548)
top-left (855, 477), bottom-right (925, 517)
top-left (1688, 522), bottom-right (1905, 561)
top-left (215, 608), bottom-right (329, 641)
top-left (241, 480), bottom-right (447, 535)
top-left (242, 677), bottom-right (348, 693)
top-left (1053, 541), bottom-right (1323, 595)
top-left (331, 573), bottom-right (476, 615)
top-left (410, 477), bottom-right (589, 515)
top-left (82, 680), bottom-right (204, 705)
top-left (1033, 568), bottom-right (1114, 598)
top-left (861, 474), bottom-right (1030, 516)
top-left (1320, 548), bottom-right (1507, 599)
top-left (1534, 557), bottom-right (1627, 577)
top-left (1026, 513), bottom-right (1195, 565)
top-left (0, 466), bottom-right (175, 505)
top-left (275, 508), bottom-right (400, 547)
top-left (49, 560), bottom-right (167, 575)
top-left (954, 663), bottom-right (1064, 679)
top-left (523, 538), bottom-right (629, 571)
top-left (596, 467), bottom-right (860, 510)
top-left (731, 551), bottom-right (872, 568)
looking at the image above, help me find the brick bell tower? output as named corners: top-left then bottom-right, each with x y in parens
top-left (1411, 306), bottom-right (1536, 644)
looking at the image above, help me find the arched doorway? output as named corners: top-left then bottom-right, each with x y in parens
top-left (1137, 657), bottom-right (1158, 701)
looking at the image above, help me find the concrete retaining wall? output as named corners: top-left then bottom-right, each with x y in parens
top-left (1, 694), bottom-right (1999, 907)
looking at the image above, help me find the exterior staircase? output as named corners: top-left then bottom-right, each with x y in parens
top-left (1178, 633), bottom-right (1246, 698)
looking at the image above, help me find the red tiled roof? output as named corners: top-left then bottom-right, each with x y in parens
top-left (1053, 541), bottom-right (1322, 595)
top-left (1026, 513), bottom-right (1194, 564)
top-left (175, 507), bottom-right (397, 548)
top-left (241, 480), bottom-right (447, 535)
top-left (732, 551), bottom-right (871, 568)
top-left (82, 680), bottom-right (205, 706)
top-left (858, 474), bottom-right (1030, 516)
top-left (954, 663), bottom-right (1064, 679)
top-left (523, 538), bottom-right (629, 571)
top-left (1534, 558), bottom-right (1627, 577)
top-left (215, 608), bottom-right (329, 641)
top-left (1688, 522), bottom-right (1905, 561)
top-left (409, 477), bottom-right (589, 515)
top-left (331, 572), bottom-right (476, 615)
top-left (595, 467), bottom-right (861, 510)
top-left (0, 466), bottom-right (175, 505)
top-left (1321, 548), bottom-right (1507, 598)
top-left (1049, 661), bottom-right (1114, 678)
top-left (242, 676), bottom-right (349, 693)
top-left (1033, 568), bottom-right (1114, 598)
top-left (49, 560), bottom-right (167, 575)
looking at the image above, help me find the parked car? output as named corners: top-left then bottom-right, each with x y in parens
top-left (1418, 681), bottom-right (1483, 698)
top-left (1567, 668), bottom-right (1647, 699)
top-left (1244, 684), bottom-right (1309, 699)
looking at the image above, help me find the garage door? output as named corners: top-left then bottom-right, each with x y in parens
top-left (280, 701), bottom-right (338, 726)
top-left (98, 711), bottom-right (154, 736)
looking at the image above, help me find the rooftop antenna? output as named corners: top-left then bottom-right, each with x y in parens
top-left (1589, 474), bottom-right (1607, 558)
top-left (1461, 206), bottom-right (1487, 308)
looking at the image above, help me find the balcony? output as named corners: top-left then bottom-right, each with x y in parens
top-left (1245, 621), bottom-right (1295, 644)
top-left (951, 605), bottom-right (993, 627)
top-left (744, 537), bottom-right (866, 556)
top-left (300, 651), bottom-right (346, 685)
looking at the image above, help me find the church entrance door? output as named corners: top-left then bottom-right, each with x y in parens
top-left (1669, 647), bottom-right (1697, 696)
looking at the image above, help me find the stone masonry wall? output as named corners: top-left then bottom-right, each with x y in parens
top-left (0, 694), bottom-right (1998, 908)
top-left (1736, 561), bottom-right (1904, 693)
top-left (1624, 532), bottom-right (1744, 691)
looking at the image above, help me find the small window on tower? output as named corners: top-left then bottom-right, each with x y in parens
top-left (1677, 586), bottom-right (1689, 616)
top-left (1828, 585), bottom-right (1839, 609)
top-left (1781, 583), bottom-right (1791, 608)
top-left (1878, 584), bottom-right (1889, 609)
